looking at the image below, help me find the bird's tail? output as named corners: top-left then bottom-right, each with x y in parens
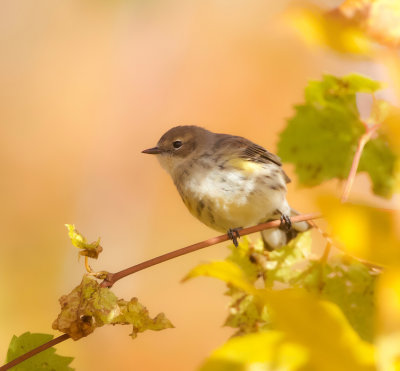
top-left (261, 208), bottom-right (311, 251)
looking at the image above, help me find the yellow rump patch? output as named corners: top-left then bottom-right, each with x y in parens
top-left (228, 159), bottom-right (262, 173)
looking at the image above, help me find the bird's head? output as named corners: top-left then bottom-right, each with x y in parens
top-left (142, 125), bottom-right (211, 174)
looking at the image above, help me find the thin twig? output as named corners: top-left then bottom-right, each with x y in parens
top-left (100, 213), bottom-right (321, 288)
top-left (319, 242), bottom-right (332, 265)
top-left (310, 214), bottom-right (383, 271)
top-left (341, 123), bottom-right (380, 202)
top-left (0, 213), bottom-right (321, 371)
top-left (0, 334), bottom-right (70, 371)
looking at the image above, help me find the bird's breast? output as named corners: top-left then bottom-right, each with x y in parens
top-left (172, 159), bottom-right (288, 231)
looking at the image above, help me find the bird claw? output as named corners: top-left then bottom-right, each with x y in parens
top-left (227, 227), bottom-right (242, 247)
top-left (280, 214), bottom-right (292, 231)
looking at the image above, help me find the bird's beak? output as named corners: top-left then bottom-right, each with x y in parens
top-left (142, 146), bottom-right (162, 155)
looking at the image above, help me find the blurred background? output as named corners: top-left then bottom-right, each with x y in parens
top-left (0, 0), bottom-right (398, 370)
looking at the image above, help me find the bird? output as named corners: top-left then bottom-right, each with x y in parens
top-left (142, 125), bottom-right (309, 250)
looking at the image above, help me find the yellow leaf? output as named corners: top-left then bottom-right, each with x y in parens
top-left (182, 260), bottom-right (256, 295)
top-left (262, 289), bottom-right (375, 371)
top-left (64, 224), bottom-right (103, 259)
top-left (287, 0), bottom-right (400, 55)
top-left (381, 52), bottom-right (400, 103)
top-left (284, 4), bottom-right (372, 55)
top-left (376, 269), bottom-right (400, 371)
top-left (340, 0), bottom-right (400, 47)
top-left (199, 331), bottom-right (308, 371)
top-left (319, 196), bottom-right (400, 266)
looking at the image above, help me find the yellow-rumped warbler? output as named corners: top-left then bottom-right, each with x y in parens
top-left (143, 126), bottom-right (309, 249)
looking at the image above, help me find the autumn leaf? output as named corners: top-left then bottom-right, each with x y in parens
top-left (183, 260), bottom-right (257, 295)
top-left (111, 298), bottom-right (174, 339)
top-left (201, 289), bottom-right (375, 371)
top-left (52, 275), bottom-right (173, 340)
top-left (284, 4), bottom-right (373, 55)
top-left (262, 289), bottom-right (375, 371)
top-left (224, 289), bottom-right (270, 336)
top-left (264, 231), bottom-right (312, 286)
top-left (199, 331), bottom-right (307, 371)
top-left (296, 256), bottom-right (376, 342)
top-left (339, 0), bottom-right (400, 47)
top-left (65, 224), bottom-right (103, 259)
top-left (375, 268), bottom-right (400, 370)
top-left (319, 196), bottom-right (400, 266)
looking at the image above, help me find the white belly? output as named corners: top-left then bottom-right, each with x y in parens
top-left (176, 163), bottom-right (290, 232)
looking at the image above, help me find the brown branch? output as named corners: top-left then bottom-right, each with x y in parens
top-left (0, 213), bottom-right (321, 370)
top-left (100, 213), bottom-right (321, 288)
top-left (0, 334), bottom-right (70, 371)
top-left (341, 123), bottom-right (380, 202)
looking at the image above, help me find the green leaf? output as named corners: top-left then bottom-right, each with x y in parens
top-left (368, 99), bottom-right (391, 126)
top-left (321, 257), bottom-right (376, 343)
top-left (199, 330), bottom-right (308, 371)
top-left (226, 237), bottom-right (260, 284)
top-left (224, 289), bottom-right (270, 336)
top-left (278, 73), bottom-right (397, 198)
top-left (52, 275), bottom-right (173, 340)
top-left (6, 332), bottom-right (74, 371)
top-left (264, 231), bottom-right (312, 286)
top-left (223, 233), bottom-right (311, 335)
top-left (111, 298), bottom-right (174, 339)
top-left (65, 224), bottom-right (103, 259)
top-left (304, 74), bottom-right (380, 105)
top-left (295, 256), bottom-right (376, 342)
top-left (185, 239), bottom-right (271, 336)
top-left (359, 136), bottom-right (397, 197)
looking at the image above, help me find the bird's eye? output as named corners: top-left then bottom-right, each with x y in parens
top-left (173, 140), bottom-right (182, 149)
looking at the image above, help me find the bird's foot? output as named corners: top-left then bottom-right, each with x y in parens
top-left (227, 227), bottom-right (243, 247)
top-left (279, 214), bottom-right (292, 231)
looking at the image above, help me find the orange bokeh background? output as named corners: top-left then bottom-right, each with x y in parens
top-left (0, 1), bottom-right (397, 370)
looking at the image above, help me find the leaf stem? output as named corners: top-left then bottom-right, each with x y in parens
top-left (0, 213), bottom-right (321, 370)
top-left (341, 123), bottom-right (380, 202)
top-left (84, 256), bottom-right (93, 273)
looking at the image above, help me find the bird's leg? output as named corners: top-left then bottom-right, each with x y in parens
top-left (227, 227), bottom-right (243, 247)
top-left (279, 214), bottom-right (292, 231)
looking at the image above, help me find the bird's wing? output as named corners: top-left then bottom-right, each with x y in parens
top-left (214, 134), bottom-right (291, 183)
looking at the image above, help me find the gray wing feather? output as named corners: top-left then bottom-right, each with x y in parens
top-left (214, 134), bottom-right (291, 183)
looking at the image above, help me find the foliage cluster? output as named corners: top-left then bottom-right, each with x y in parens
top-left (3, 0), bottom-right (400, 370)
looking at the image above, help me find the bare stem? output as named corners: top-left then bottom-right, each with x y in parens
top-left (0, 213), bottom-right (321, 370)
top-left (319, 242), bottom-right (332, 265)
top-left (341, 124), bottom-right (380, 202)
top-left (100, 213), bottom-right (321, 288)
top-left (0, 334), bottom-right (70, 371)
